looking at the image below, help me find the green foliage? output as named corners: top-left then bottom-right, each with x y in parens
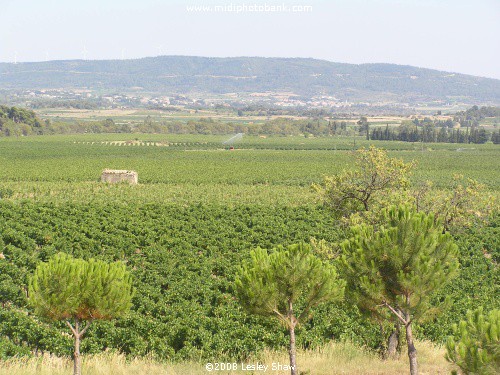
top-left (370, 106), bottom-right (500, 144)
top-left (0, 336), bottom-right (31, 359)
top-left (29, 253), bottom-right (134, 375)
top-left (0, 105), bottom-right (40, 126)
top-left (235, 243), bottom-right (345, 327)
top-left (312, 145), bottom-right (497, 234)
top-left (313, 146), bottom-right (414, 217)
top-left (0, 187), bottom-right (14, 199)
top-left (413, 175), bottom-right (497, 232)
top-left (0, 105), bottom-right (42, 136)
top-left (446, 308), bottom-right (500, 375)
top-left (454, 106), bottom-right (500, 126)
top-left (0, 307), bottom-right (71, 359)
top-left (341, 205), bottom-right (460, 374)
top-left (0, 199), bottom-right (496, 362)
top-left (340, 205), bottom-right (459, 325)
top-left (419, 222), bottom-right (500, 344)
top-left (235, 243), bottom-right (345, 375)
top-left (29, 253), bottom-right (134, 322)
top-left (492, 131), bottom-right (500, 145)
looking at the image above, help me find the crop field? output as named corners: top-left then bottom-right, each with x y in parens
top-left (36, 107), bottom-right (465, 127)
top-left (1, 135), bottom-right (499, 204)
top-left (0, 133), bottom-right (499, 374)
top-left (37, 108), bottom-right (299, 124)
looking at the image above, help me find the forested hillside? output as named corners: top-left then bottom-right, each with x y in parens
top-left (1, 56), bottom-right (499, 103)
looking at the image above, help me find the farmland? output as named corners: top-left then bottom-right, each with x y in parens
top-left (0, 134), bottom-right (500, 198)
top-left (0, 133), bottom-right (499, 374)
top-left (2, 0), bottom-right (500, 371)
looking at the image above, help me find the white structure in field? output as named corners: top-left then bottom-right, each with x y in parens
top-left (101, 169), bottom-right (138, 184)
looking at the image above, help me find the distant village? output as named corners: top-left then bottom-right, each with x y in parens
top-left (1, 88), bottom-right (469, 114)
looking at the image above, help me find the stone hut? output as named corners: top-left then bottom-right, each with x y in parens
top-left (101, 169), bottom-right (138, 184)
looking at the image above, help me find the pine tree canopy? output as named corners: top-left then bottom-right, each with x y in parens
top-left (446, 308), bottom-right (500, 375)
top-left (235, 243), bottom-right (345, 327)
top-left (29, 252), bottom-right (134, 322)
top-left (340, 205), bottom-right (459, 325)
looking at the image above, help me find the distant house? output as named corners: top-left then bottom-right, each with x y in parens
top-left (101, 169), bottom-right (138, 184)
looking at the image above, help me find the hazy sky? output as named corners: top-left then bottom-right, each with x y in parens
top-left (1, 0), bottom-right (499, 79)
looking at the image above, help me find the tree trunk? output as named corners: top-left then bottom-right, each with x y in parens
top-left (289, 324), bottom-right (297, 375)
top-left (387, 322), bottom-right (401, 359)
top-left (287, 300), bottom-right (298, 375)
top-left (73, 318), bottom-right (81, 375)
top-left (405, 322), bottom-right (418, 375)
top-left (387, 329), bottom-right (398, 358)
top-left (362, 199), bottom-right (369, 211)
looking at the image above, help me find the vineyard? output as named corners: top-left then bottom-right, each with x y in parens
top-left (1, 134), bottom-right (499, 190)
top-left (0, 134), bottom-right (499, 373)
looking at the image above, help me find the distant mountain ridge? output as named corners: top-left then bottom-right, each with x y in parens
top-left (1, 56), bottom-right (499, 104)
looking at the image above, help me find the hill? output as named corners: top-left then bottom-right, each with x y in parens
top-left (1, 56), bottom-right (499, 104)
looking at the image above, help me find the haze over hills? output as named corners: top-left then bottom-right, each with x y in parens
top-left (1, 56), bottom-right (499, 104)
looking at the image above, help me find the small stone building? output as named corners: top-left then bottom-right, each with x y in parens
top-left (101, 169), bottom-right (138, 184)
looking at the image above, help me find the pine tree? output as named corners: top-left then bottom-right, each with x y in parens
top-left (446, 308), bottom-right (500, 375)
top-left (235, 243), bottom-right (345, 375)
top-left (477, 128), bottom-right (489, 144)
top-left (29, 253), bottom-right (134, 375)
top-left (492, 130), bottom-right (500, 144)
top-left (340, 206), bottom-right (459, 375)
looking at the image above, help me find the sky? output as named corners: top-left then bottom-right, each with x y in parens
top-left (0, 0), bottom-right (499, 79)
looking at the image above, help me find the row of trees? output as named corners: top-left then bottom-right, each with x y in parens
top-left (0, 114), bottom-right (354, 138)
top-left (361, 106), bottom-right (500, 144)
top-left (0, 105), bottom-right (345, 137)
top-left (2, 103), bottom-right (499, 142)
top-left (370, 123), bottom-right (492, 144)
top-left (237, 206), bottom-right (459, 375)
top-left (10, 112), bottom-right (498, 143)
top-left (141, 116), bottom-right (352, 137)
top-left (0, 114), bottom-right (133, 137)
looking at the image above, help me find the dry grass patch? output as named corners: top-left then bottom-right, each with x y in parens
top-left (0, 353), bottom-right (199, 375)
top-left (258, 340), bottom-right (452, 375)
top-left (0, 340), bottom-right (452, 375)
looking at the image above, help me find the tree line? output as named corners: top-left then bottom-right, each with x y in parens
top-left (369, 123), bottom-right (495, 144)
top-left (2, 104), bottom-right (499, 145)
top-left (367, 106), bottom-right (500, 144)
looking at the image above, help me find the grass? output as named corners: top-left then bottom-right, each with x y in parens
top-left (0, 341), bottom-right (452, 375)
